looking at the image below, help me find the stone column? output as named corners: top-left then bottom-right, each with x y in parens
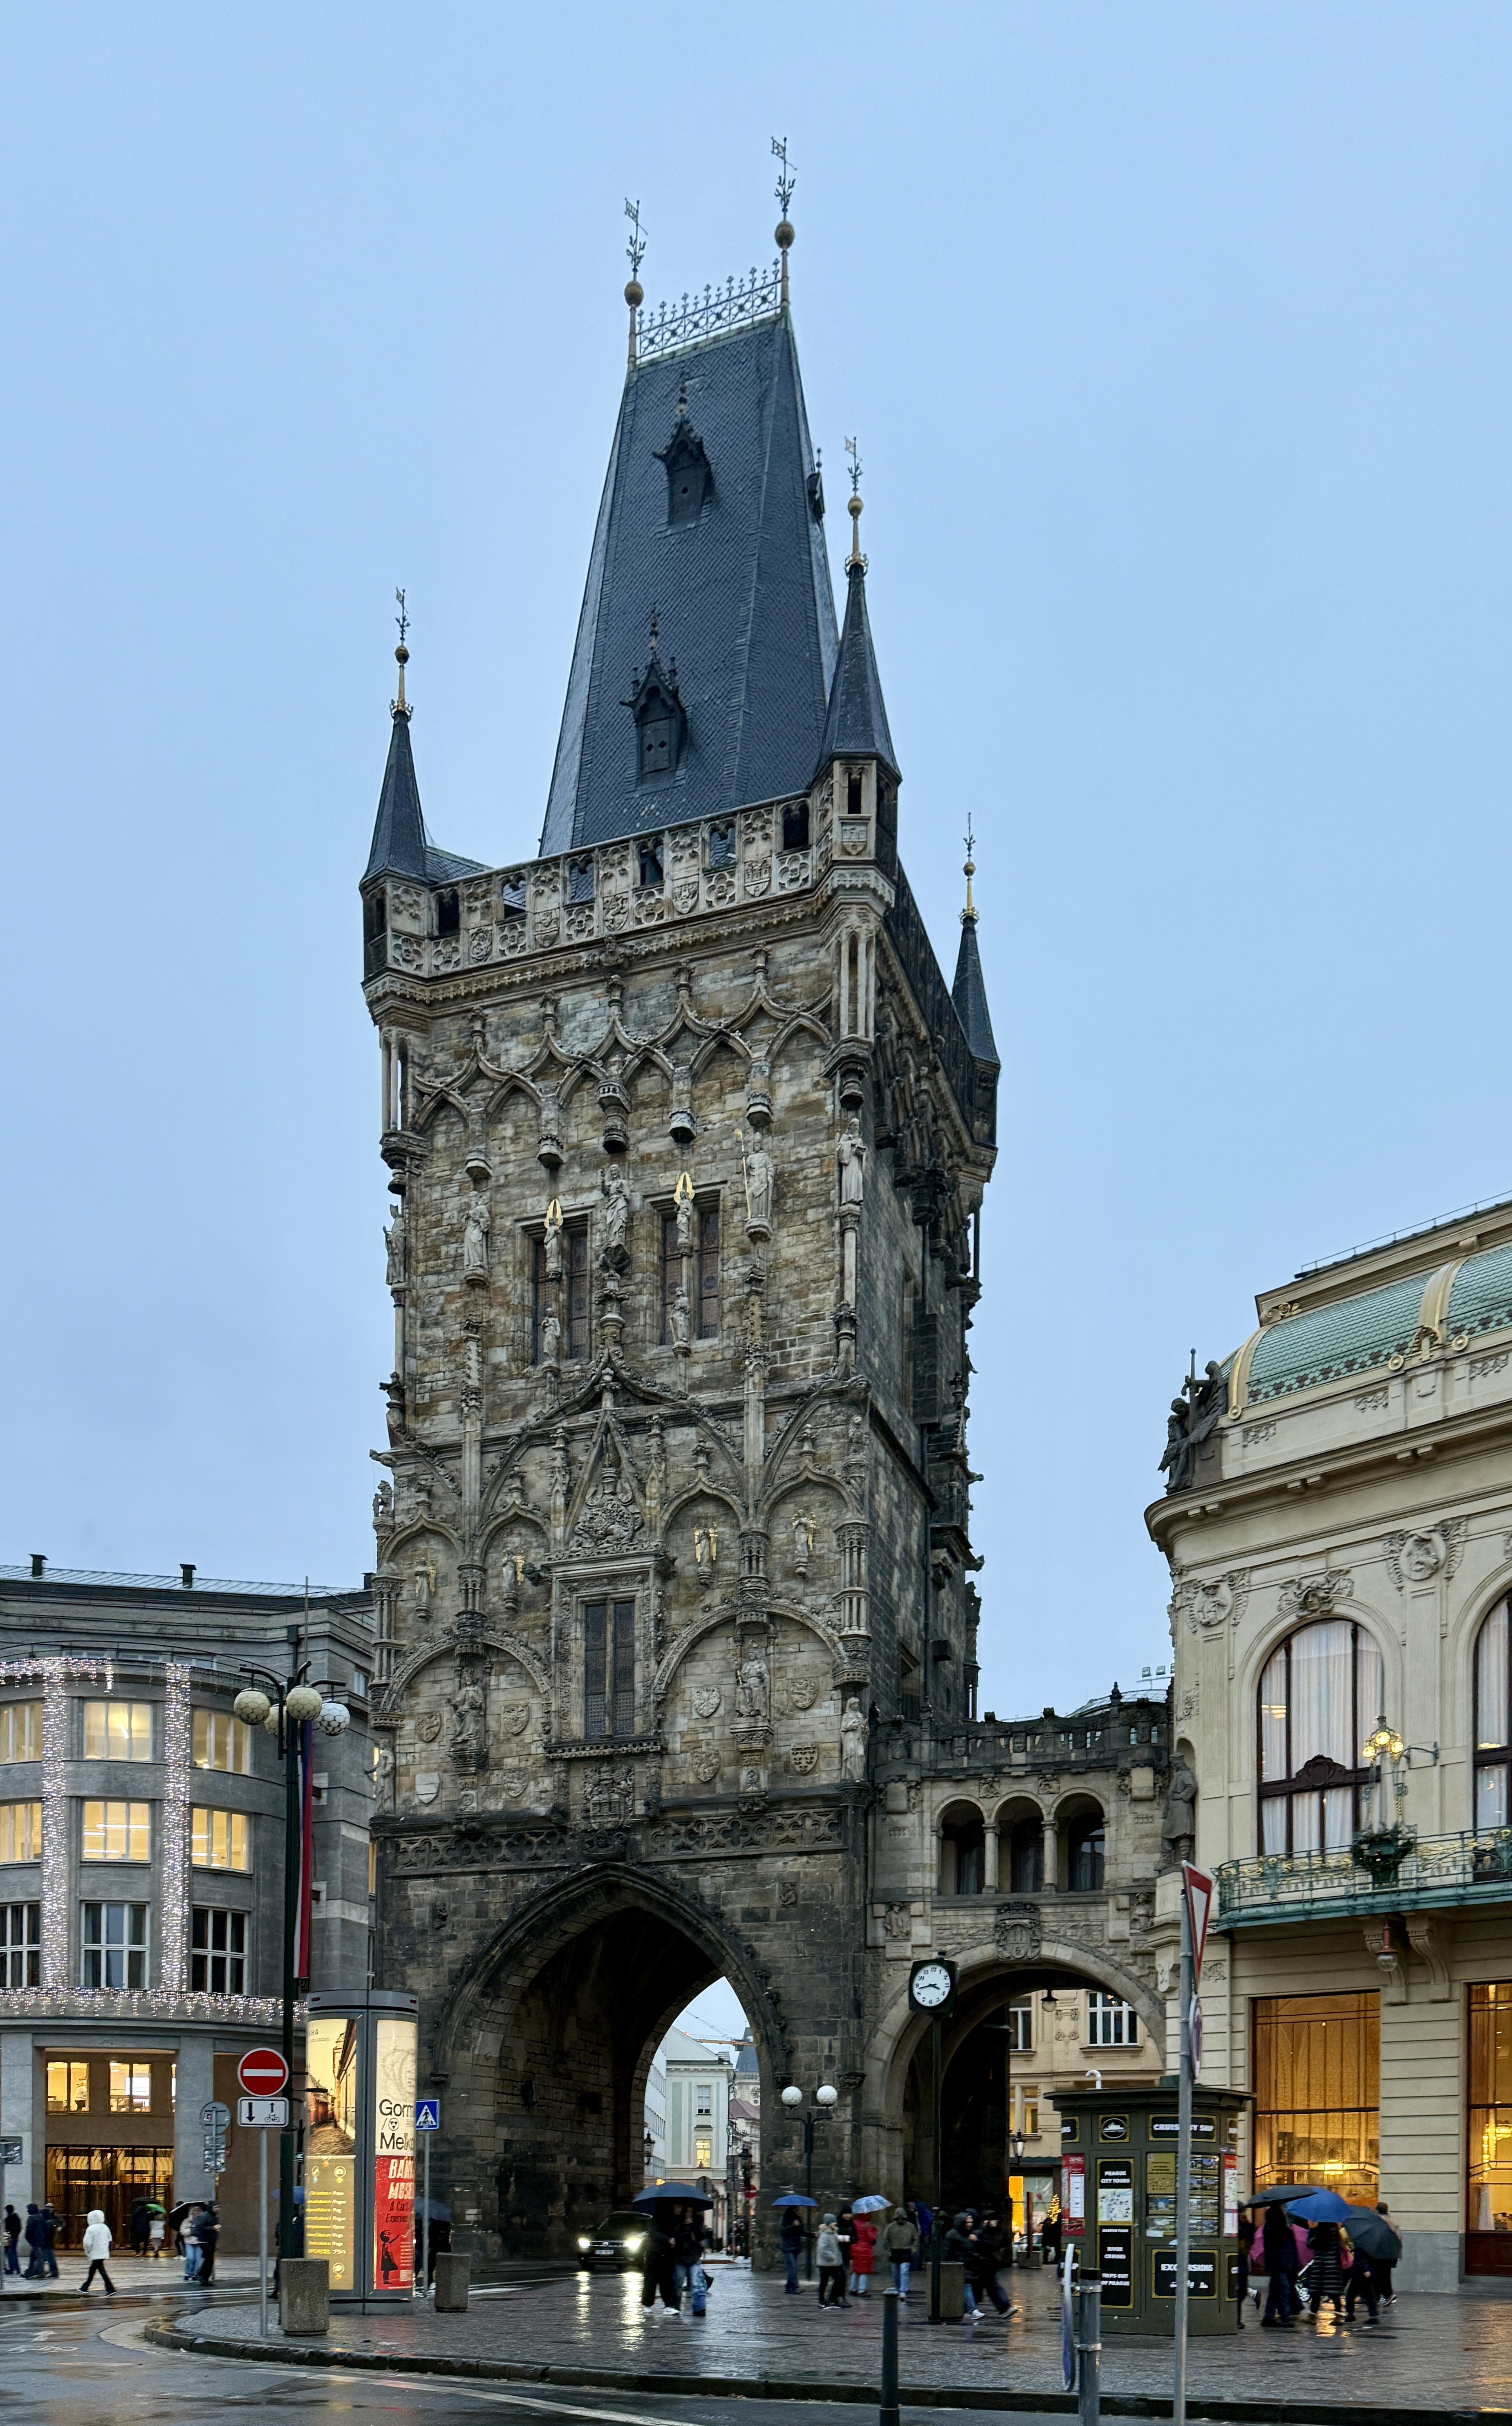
top-left (1042, 1816), bottom-right (1060, 1895)
top-left (983, 1823), bottom-right (1000, 1894)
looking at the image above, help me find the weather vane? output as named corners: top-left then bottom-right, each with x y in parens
top-left (771, 135), bottom-right (795, 218)
top-left (394, 588), bottom-right (409, 647)
top-left (624, 197), bottom-right (646, 280)
top-left (845, 436), bottom-right (862, 495)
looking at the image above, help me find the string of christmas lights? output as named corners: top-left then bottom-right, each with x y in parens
top-left (159, 1660), bottom-right (190, 1990)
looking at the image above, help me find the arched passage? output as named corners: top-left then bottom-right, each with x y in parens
top-left (433, 1864), bottom-right (778, 2256)
top-left (871, 1943), bottom-right (1164, 2222)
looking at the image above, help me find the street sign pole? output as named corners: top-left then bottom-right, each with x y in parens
top-left (423, 2128), bottom-right (431, 2301)
top-left (260, 2126), bottom-right (269, 2338)
top-left (1174, 1888), bottom-right (1193, 2426)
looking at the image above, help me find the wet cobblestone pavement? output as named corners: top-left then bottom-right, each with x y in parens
top-left (156, 2262), bottom-right (1512, 2417)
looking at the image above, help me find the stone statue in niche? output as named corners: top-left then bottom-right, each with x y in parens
top-left (411, 1564), bottom-right (434, 1620)
top-left (744, 1138), bottom-right (774, 1238)
top-left (449, 1668), bottom-right (488, 1772)
top-left (539, 1305), bottom-right (562, 1365)
top-left (840, 1695), bottom-right (868, 1783)
top-left (837, 1118), bottom-right (867, 1206)
top-left (462, 1192), bottom-right (491, 1279)
top-left (671, 1287), bottom-right (692, 1349)
top-left (645, 1420), bottom-right (667, 1513)
top-left (372, 1481), bottom-right (394, 1534)
top-left (791, 1513), bottom-right (815, 1574)
top-left (676, 1189), bottom-right (696, 1257)
top-left (601, 1165), bottom-right (632, 1267)
top-left (1158, 1758), bottom-right (1199, 1871)
top-left (384, 1206), bottom-right (407, 1287)
top-left (543, 1204), bottom-right (563, 1279)
top-left (736, 1650), bottom-right (769, 1721)
top-left (549, 1430), bottom-right (570, 1527)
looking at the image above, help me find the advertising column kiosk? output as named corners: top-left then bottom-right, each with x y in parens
top-left (302, 1988), bottom-right (419, 2309)
top-left (1055, 2081), bottom-right (1250, 2336)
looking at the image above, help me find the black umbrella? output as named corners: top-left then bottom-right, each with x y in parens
top-left (632, 2186), bottom-right (715, 2209)
top-left (1245, 2184), bottom-right (1326, 2206)
top-left (1340, 2206), bottom-right (1402, 2262)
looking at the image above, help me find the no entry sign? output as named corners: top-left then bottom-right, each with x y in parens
top-left (237, 2046), bottom-right (290, 2098)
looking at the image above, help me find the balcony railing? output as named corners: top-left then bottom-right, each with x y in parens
top-left (1217, 1828), bottom-right (1512, 1926)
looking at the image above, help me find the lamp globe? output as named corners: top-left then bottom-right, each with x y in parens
top-left (233, 1689), bottom-right (271, 1727)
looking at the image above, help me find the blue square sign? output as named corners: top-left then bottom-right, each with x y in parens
top-left (415, 2098), bottom-right (441, 2131)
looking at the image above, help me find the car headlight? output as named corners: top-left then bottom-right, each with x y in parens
top-left (577, 2236), bottom-right (592, 2250)
top-left (625, 2235), bottom-right (645, 2253)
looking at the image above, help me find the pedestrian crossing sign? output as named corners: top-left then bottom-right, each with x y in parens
top-left (416, 2098), bottom-right (441, 2130)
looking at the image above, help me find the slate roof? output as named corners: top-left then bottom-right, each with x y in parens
top-left (364, 705), bottom-right (484, 885)
top-left (820, 559), bottom-right (897, 773)
top-left (1239, 1241), bottom-right (1512, 1405)
top-left (951, 916), bottom-right (999, 1069)
top-left (540, 310), bottom-right (839, 854)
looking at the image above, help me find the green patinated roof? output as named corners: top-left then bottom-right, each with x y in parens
top-left (1446, 1241), bottom-right (1512, 1341)
top-left (1244, 1237), bottom-right (1512, 1406)
top-left (1246, 1272), bottom-right (1428, 1404)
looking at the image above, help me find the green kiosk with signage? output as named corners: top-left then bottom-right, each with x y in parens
top-left (1055, 2082), bottom-right (1250, 2336)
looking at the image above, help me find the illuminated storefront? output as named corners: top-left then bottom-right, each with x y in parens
top-left (1252, 1991), bottom-right (1379, 2206)
top-left (1467, 1983), bottom-right (1512, 2275)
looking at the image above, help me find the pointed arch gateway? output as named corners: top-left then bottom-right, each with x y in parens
top-left (430, 1859), bottom-right (780, 2256)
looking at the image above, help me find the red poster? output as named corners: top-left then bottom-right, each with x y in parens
top-left (1063, 2153), bottom-right (1086, 2237)
top-left (374, 2153), bottom-right (415, 2292)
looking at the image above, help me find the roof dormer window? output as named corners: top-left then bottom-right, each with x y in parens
top-left (655, 407), bottom-right (713, 527)
top-left (624, 634), bottom-right (686, 783)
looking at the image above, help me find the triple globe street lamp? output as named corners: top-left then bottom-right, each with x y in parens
top-left (232, 1657), bottom-right (351, 2260)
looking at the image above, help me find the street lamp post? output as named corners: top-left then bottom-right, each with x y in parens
top-left (233, 1651), bottom-right (351, 2264)
top-left (780, 2081), bottom-right (838, 2280)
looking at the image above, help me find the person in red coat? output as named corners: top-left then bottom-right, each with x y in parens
top-left (848, 2211), bottom-right (876, 2298)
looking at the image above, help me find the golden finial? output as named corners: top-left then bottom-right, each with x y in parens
top-left (844, 438), bottom-right (864, 567)
top-left (772, 137), bottom-right (795, 307)
top-left (392, 589), bottom-right (410, 716)
top-left (963, 820), bottom-right (977, 922)
top-left (625, 199), bottom-right (647, 365)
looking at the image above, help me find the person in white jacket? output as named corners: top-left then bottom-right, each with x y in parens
top-left (80, 2209), bottom-right (115, 2294)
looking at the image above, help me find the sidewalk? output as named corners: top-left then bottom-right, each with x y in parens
top-left (4, 2253), bottom-right (262, 2300)
top-left (150, 2262), bottom-right (1512, 2422)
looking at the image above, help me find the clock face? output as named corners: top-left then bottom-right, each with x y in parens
top-left (911, 1961), bottom-right (953, 2010)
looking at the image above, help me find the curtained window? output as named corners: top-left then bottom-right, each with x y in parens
top-left (1475, 1601), bottom-right (1512, 1830)
top-left (1257, 1619), bottom-right (1382, 1853)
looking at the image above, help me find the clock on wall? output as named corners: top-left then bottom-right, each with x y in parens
top-left (908, 1958), bottom-right (956, 2014)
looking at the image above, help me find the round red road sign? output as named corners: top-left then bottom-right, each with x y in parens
top-left (237, 2046), bottom-right (289, 2097)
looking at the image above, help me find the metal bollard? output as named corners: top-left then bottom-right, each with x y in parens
top-left (1076, 2275), bottom-right (1102, 2426)
top-left (878, 2286), bottom-right (900, 2426)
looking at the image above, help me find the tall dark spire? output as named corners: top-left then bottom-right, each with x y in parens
top-left (951, 831), bottom-right (999, 1069)
top-left (817, 555), bottom-right (897, 775)
top-left (363, 610), bottom-right (484, 885)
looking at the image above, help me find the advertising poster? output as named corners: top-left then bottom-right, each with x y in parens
top-left (304, 2014), bottom-right (358, 2289)
top-left (1062, 2152), bottom-right (1086, 2235)
top-left (1098, 2224), bottom-right (1133, 2306)
top-left (372, 2011), bottom-right (417, 2294)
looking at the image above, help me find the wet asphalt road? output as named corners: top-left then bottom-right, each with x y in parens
top-left (0, 2285), bottom-right (1090, 2426)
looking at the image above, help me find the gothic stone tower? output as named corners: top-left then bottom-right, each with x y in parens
top-left (361, 250), bottom-right (999, 2255)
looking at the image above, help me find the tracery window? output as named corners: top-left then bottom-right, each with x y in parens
top-left (1257, 1619), bottom-right (1383, 1853)
top-left (1474, 1598), bottom-right (1512, 1827)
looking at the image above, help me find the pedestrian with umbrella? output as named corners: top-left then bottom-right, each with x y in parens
top-left (1259, 2196), bottom-right (1301, 2325)
top-left (637, 2202), bottom-right (680, 2317)
top-left (848, 2200), bottom-right (877, 2298)
top-left (1341, 2203), bottom-right (1399, 2326)
top-left (1286, 2189), bottom-right (1355, 2319)
top-left (771, 2193), bottom-right (813, 2293)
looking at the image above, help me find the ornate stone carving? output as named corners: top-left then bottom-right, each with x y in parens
top-left (743, 1136), bottom-right (774, 1241)
top-left (449, 1669), bottom-right (489, 1772)
top-left (416, 1712), bottom-right (442, 1745)
top-left (993, 1902), bottom-right (1042, 1960)
top-left (789, 1743), bottom-right (818, 1775)
top-left (462, 1193), bottom-right (491, 1279)
top-left (1383, 1519), bottom-right (1467, 1589)
top-left (600, 1165), bottom-right (631, 1266)
top-left (735, 1650), bottom-right (769, 1720)
top-left (840, 1696), bottom-right (867, 1782)
top-left (1277, 1571), bottom-right (1353, 1620)
top-left (497, 1704), bottom-right (531, 1738)
top-left (883, 1905), bottom-right (913, 1940)
top-left (1170, 1569), bottom-right (1251, 1634)
top-left (385, 1207), bottom-right (407, 1288)
top-left (571, 1447), bottom-right (642, 1553)
top-left (1158, 1758), bottom-right (1198, 1872)
top-left (837, 1117), bottom-right (866, 1206)
top-left (495, 1768), bottom-right (527, 1800)
top-left (693, 1687), bottom-right (722, 1718)
top-left (582, 1765), bottom-right (635, 1826)
top-left (691, 1750), bottom-right (722, 1783)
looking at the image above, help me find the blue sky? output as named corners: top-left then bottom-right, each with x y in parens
top-left (6, 4), bottom-right (1512, 1717)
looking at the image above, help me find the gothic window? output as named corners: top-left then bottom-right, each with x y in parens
top-left (655, 418), bottom-right (712, 525)
top-left (638, 838), bottom-right (664, 889)
top-left (363, 889), bottom-right (388, 975)
top-left (1258, 1620), bottom-right (1382, 1853)
top-left (845, 770), bottom-right (863, 818)
top-left (584, 1598), bottom-right (635, 1740)
top-left (697, 1207), bottom-right (720, 1335)
top-left (1474, 1598), bottom-right (1512, 1826)
top-left (707, 821), bottom-right (735, 869)
top-left (1066, 1804), bottom-right (1106, 1891)
top-left (435, 889), bottom-right (460, 936)
top-left (782, 800), bottom-right (810, 850)
top-left (533, 1224), bottom-right (589, 1363)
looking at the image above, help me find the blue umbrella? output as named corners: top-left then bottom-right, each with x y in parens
top-left (770, 2193), bottom-right (817, 2207)
top-left (1285, 2190), bottom-right (1353, 2222)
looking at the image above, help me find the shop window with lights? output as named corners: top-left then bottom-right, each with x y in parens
top-left (109, 2062), bottom-right (151, 2114)
top-left (1258, 1620), bottom-right (1383, 1853)
top-left (0, 1802), bottom-right (41, 1863)
top-left (47, 2060), bottom-right (90, 2114)
top-left (193, 1709), bottom-right (254, 1774)
top-left (0, 1702), bottom-right (41, 1763)
top-left (83, 1701), bottom-right (153, 1761)
top-left (191, 1807), bottom-right (250, 1872)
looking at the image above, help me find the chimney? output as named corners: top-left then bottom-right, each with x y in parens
top-left (29, 1554), bottom-right (45, 1579)
top-left (180, 1564), bottom-right (196, 1590)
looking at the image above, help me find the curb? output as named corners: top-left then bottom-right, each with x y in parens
top-left (143, 2316), bottom-right (1493, 2424)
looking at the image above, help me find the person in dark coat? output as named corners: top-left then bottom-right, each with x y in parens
top-left (944, 2213), bottom-right (981, 2318)
top-left (1343, 2235), bottom-right (1379, 2325)
top-left (1041, 2208), bottom-right (1063, 2265)
top-left (639, 2211), bottom-right (680, 2314)
top-left (967, 2212), bottom-right (1015, 2315)
top-left (1373, 2204), bottom-right (1398, 2306)
top-left (3, 2204), bottom-right (20, 2274)
top-left (130, 2199), bottom-right (151, 2258)
top-left (1235, 2207), bottom-right (1254, 2326)
top-left (777, 2204), bottom-right (805, 2293)
top-left (1260, 2202), bottom-right (1299, 2325)
top-left (191, 2202), bottom-right (219, 2288)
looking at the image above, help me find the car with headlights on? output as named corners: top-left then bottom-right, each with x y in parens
top-left (576, 2211), bottom-right (648, 2272)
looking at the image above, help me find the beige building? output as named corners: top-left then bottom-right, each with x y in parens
top-left (1149, 1194), bottom-right (1512, 2291)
